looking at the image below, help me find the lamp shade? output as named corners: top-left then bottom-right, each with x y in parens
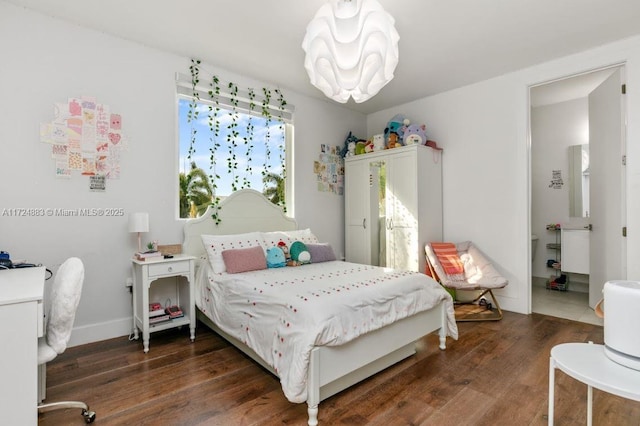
top-left (128, 212), bottom-right (149, 233)
top-left (301, 0), bottom-right (399, 104)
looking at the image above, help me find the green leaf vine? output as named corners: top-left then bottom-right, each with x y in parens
top-left (207, 74), bottom-right (221, 224)
top-left (187, 59), bottom-right (201, 160)
top-left (227, 82), bottom-right (240, 192)
top-left (186, 59), bottom-right (288, 223)
top-left (275, 88), bottom-right (287, 212)
top-left (261, 88), bottom-right (272, 190)
top-left (243, 88), bottom-right (256, 189)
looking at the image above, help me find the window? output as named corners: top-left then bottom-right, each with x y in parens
top-left (177, 76), bottom-right (293, 219)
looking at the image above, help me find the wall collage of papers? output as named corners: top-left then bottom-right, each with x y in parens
top-left (314, 144), bottom-right (344, 195)
top-left (40, 96), bottom-right (127, 191)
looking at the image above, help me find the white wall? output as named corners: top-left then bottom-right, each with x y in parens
top-left (6, 2), bottom-right (640, 346)
top-left (531, 98), bottom-right (589, 279)
top-left (368, 35), bottom-right (640, 315)
top-left (0, 2), bottom-right (365, 345)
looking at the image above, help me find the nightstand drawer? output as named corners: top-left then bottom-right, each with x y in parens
top-left (148, 260), bottom-right (190, 277)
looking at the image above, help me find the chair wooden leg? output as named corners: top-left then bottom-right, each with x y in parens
top-left (487, 289), bottom-right (504, 320)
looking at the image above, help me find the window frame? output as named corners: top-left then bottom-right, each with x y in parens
top-left (176, 76), bottom-right (294, 219)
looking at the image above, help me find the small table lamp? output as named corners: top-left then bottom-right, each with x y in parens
top-left (128, 212), bottom-right (149, 253)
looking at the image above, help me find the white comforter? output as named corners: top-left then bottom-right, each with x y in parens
top-left (195, 260), bottom-right (458, 403)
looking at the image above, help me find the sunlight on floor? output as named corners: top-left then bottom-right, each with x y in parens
top-left (532, 277), bottom-right (603, 326)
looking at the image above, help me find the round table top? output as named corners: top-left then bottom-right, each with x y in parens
top-left (551, 343), bottom-right (640, 401)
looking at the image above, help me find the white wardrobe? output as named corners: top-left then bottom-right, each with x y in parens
top-left (344, 144), bottom-right (443, 273)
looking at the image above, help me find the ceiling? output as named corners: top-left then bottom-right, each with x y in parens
top-left (530, 67), bottom-right (618, 108)
top-left (7, 0), bottom-right (640, 114)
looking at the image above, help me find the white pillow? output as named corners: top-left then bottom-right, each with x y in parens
top-left (201, 232), bottom-right (265, 274)
top-left (261, 228), bottom-right (319, 248)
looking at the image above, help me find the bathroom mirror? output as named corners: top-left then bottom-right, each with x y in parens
top-left (568, 144), bottom-right (589, 217)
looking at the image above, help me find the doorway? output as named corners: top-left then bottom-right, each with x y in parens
top-left (529, 65), bottom-right (626, 325)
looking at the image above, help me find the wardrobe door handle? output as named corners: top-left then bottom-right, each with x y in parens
top-left (362, 218), bottom-right (366, 229)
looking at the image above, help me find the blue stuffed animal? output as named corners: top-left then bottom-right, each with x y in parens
top-left (266, 247), bottom-right (286, 268)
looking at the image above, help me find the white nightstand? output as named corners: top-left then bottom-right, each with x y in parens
top-left (131, 255), bottom-right (196, 353)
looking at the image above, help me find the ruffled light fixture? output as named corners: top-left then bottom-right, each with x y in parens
top-left (301, 0), bottom-right (399, 103)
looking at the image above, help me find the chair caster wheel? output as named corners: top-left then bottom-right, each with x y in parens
top-left (82, 409), bottom-right (96, 423)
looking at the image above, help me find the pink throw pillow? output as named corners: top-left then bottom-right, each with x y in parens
top-left (221, 245), bottom-right (266, 274)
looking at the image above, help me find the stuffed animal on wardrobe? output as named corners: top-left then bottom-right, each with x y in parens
top-left (384, 114), bottom-right (409, 146)
top-left (402, 124), bottom-right (427, 145)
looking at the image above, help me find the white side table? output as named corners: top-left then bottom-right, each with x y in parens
top-left (131, 255), bottom-right (196, 353)
top-left (549, 342), bottom-right (640, 425)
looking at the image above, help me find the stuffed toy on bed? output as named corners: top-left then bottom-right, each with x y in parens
top-left (290, 241), bottom-right (311, 266)
top-left (277, 241), bottom-right (291, 262)
top-left (266, 247), bottom-right (286, 268)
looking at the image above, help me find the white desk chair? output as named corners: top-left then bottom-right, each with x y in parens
top-left (37, 257), bottom-right (96, 423)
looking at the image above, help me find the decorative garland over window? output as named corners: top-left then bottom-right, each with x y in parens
top-left (183, 59), bottom-right (291, 223)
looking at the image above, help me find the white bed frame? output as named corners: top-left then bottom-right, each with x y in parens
top-left (183, 189), bottom-right (449, 425)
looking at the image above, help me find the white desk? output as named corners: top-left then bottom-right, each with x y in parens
top-left (0, 266), bottom-right (45, 425)
top-left (549, 342), bottom-right (640, 426)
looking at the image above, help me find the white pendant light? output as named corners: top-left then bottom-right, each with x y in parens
top-left (302, 0), bottom-right (399, 104)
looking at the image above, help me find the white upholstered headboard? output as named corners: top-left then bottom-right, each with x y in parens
top-left (183, 189), bottom-right (297, 259)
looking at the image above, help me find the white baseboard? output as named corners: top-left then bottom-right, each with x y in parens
top-left (568, 280), bottom-right (589, 293)
top-left (68, 317), bottom-right (133, 347)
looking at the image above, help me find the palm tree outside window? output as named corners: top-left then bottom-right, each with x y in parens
top-left (179, 162), bottom-right (213, 218)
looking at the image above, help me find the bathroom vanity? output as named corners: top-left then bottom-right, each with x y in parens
top-left (561, 228), bottom-right (590, 275)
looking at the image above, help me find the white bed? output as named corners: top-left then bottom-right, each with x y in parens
top-left (183, 189), bottom-right (458, 425)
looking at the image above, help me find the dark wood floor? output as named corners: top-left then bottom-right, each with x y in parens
top-left (39, 312), bottom-right (640, 425)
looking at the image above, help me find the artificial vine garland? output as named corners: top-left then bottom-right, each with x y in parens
top-left (261, 87), bottom-right (272, 189)
top-left (275, 88), bottom-right (287, 212)
top-left (186, 59), bottom-right (289, 223)
top-left (229, 82), bottom-right (241, 192)
top-left (207, 74), bottom-right (221, 223)
top-left (187, 59), bottom-right (200, 160)
top-left (244, 88), bottom-right (256, 189)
